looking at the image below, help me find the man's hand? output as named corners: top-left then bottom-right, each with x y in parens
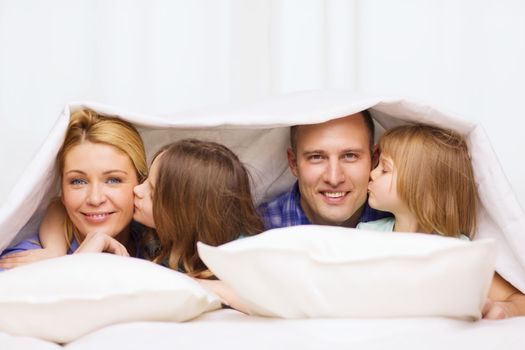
top-left (74, 232), bottom-right (129, 256)
top-left (482, 298), bottom-right (519, 319)
top-left (485, 272), bottom-right (525, 319)
top-left (196, 278), bottom-right (249, 314)
top-left (0, 248), bottom-right (65, 269)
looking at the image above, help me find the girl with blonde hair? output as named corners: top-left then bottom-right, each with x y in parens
top-left (360, 123), bottom-right (525, 319)
top-left (360, 123), bottom-right (476, 237)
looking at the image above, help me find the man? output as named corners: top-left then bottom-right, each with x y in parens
top-left (259, 110), bottom-right (389, 229)
top-left (259, 110), bottom-right (525, 319)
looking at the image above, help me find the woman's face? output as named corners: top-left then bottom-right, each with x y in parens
top-left (132, 153), bottom-right (162, 228)
top-left (61, 141), bottom-right (138, 239)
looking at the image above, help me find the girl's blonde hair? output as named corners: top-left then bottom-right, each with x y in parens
top-left (379, 123), bottom-right (478, 238)
top-left (56, 108), bottom-right (147, 244)
top-left (151, 139), bottom-right (264, 278)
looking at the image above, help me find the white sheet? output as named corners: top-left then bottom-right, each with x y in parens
top-left (0, 90), bottom-right (524, 348)
top-left (2, 309), bottom-right (524, 349)
top-left (62, 309), bottom-right (525, 349)
top-left (1, 90), bottom-right (523, 291)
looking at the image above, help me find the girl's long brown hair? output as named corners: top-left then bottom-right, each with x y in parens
top-left (151, 139), bottom-right (264, 278)
top-left (379, 124), bottom-right (478, 238)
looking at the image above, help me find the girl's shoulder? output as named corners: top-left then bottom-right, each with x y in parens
top-left (459, 233), bottom-right (471, 241)
top-left (356, 217), bottom-right (395, 232)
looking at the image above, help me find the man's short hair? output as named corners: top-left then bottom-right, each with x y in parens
top-left (289, 109), bottom-right (375, 155)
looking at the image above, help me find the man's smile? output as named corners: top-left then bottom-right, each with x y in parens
top-left (322, 191), bottom-right (347, 198)
top-left (319, 191), bottom-right (350, 204)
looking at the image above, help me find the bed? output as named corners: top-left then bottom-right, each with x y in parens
top-left (4, 308), bottom-right (525, 349)
top-left (1, 90), bottom-right (524, 348)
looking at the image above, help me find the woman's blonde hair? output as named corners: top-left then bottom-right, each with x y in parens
top-left (151, 139), bottom-right (264, 278)
top-left (57, 108), bottom-right (147, 244)
top-left (379, 123), bottom-right (478, 238)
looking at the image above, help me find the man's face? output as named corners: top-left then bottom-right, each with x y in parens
top-left (288, 113), bottom-right (372, 227)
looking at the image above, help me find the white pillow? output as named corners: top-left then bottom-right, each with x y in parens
top-left (0, 253), bottom-right (221, 343)
top-left (198, 225), bottom-right (495, 320)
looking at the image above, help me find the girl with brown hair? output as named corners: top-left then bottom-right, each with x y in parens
top-left (360, 123), bottom-right (525, 319)
top-left (133, 138), bottom-right (264, 278)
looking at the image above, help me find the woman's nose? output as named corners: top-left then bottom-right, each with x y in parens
top-left (86, 183), bottom-right (106, 205)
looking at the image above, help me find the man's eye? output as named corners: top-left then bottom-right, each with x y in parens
top-left (107, 177), bottom-right (122, 184)
top-left (343, 153), bottom-right (358, 161)
top-left (308, 154), bottom-right (323, 161)
top-left (70, 178), bottom-right (87, 185)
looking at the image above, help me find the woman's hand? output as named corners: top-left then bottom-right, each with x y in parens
top-left (0, 248), bottom-right (64, 269)
top-left (74, 232), bottom-right (130, 256)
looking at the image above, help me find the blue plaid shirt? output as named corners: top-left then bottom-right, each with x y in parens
top-left (258, 182), bottom-right (391, 230)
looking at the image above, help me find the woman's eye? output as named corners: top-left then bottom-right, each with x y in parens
top-left (70, 178), bottom-right (87, 185)
top-left (107, 177), bottom-right (122, 184)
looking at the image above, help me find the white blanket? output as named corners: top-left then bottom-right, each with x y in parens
top-left (0, 89), bottom-right (524, 293)
top-left (3, 308), bottom-right (525, 349)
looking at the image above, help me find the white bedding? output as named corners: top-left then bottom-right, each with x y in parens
top-left (1, 90), bottom-right (524, 348)
top-left (69, 310), bottom-right (525, 350)
top-left (3, 309), bottom-right (524, 349)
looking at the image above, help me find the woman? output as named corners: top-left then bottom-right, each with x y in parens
top-left (30, 138), bottom-right (264, 273)
top-left (0, 108), bottom-right (148, 268)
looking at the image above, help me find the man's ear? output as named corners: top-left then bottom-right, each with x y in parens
top-left (287, 148), bottom-right (299, 177)
top-left (371, 144), bottom-right (379, 169)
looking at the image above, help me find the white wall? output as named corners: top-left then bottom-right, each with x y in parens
top-left (1, 0), bottom-right (524, 208)
top-left (0, 0), bottom-right (355, 204)
top-left (357, 0), bottom-right (525, 207)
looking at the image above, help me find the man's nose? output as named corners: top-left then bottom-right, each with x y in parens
top-left (324, 160), bottom-right (345, 186)
top-left (87, 183), bottom-right (106, 205)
